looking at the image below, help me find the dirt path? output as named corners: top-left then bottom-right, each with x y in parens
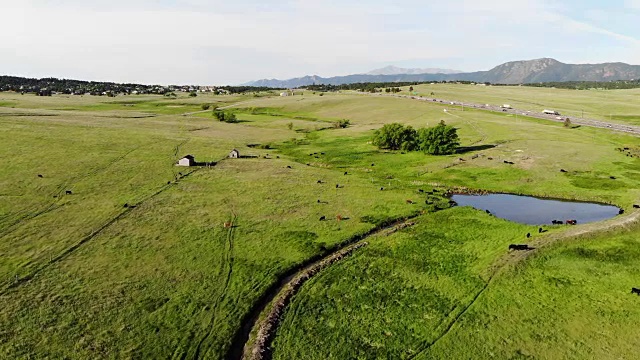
top-left (229, 219), bottom-right (417, 360)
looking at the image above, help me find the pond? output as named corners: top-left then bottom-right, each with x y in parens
top-left (451, 193), bottom-right (620, 225)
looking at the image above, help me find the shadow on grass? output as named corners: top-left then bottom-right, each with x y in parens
top-left (456, 144), bottom-right (496, 154)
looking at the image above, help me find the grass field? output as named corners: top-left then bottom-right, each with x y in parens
top-left (0, 87), bottom-right (639, 359)
top-left (398, 83), bottom-right (640, 126)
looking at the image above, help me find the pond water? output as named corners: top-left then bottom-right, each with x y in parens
top-left (451, 193), bottom-right (620, 225)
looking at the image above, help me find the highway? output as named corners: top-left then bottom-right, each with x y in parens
top-left (381, 93), bottom-right (640, 136)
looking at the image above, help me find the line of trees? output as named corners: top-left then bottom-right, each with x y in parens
top-left (372, 121), bottom-right (460, 155)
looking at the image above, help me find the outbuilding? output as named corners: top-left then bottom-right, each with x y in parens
top-left (228, 149), bottom-right (240, 159)
top-left (177, 155), bottom-right (195, 166)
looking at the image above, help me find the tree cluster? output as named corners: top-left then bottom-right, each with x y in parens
top-left (213, 110), bottom-right (238, 123)
top-left (372, 121), bottom-right (460, 155)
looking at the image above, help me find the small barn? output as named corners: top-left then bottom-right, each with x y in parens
top-left (228, 149), bottom-right (240, 159)
top-left (177, 155), bottom-right (195, 166)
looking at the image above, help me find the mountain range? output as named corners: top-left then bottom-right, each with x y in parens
top-left (243, 58), bottom-right (640, 88)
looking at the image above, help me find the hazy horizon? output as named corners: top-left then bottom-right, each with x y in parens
top-left (3, 0), bottom-right (640, 85)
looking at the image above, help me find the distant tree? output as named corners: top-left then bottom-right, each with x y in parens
top-left (214, 110), bottom-right (238, 123)
top-left (564, 118), bottom-right (572, 128)
top-left (333, 119), bottom-right (350, 129)
top-left (372, 123), bottom-right (418, 151)
top-left (385, 88), bottom-right (391, 93)
top-left (189, 91), bottom-right (197, 97)
top-left (417, 121), bottom-right (459, 155)
top-left (409, 86), bottom-right (414, 92)
top-left (287, 122), bottom-right (294, 130)
top-left (201, 104), bottom-right (211, 110)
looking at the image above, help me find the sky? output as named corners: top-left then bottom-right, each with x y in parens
top-left (2, 0), bottom-right (640, 85)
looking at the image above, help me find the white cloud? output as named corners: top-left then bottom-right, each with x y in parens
top-left (0, 0), bottom-right (639, 84)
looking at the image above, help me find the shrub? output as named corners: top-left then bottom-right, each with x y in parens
top-left (372, 123), bottom-right (418, 151)
top-left (189, 92), bottom-right (197, 97)
top-left (417, 121), bottom-right (459, 155)
top-left (201, 104), bottom-right (211, 111)
top-left (333, 119), bottom-right (350, 129)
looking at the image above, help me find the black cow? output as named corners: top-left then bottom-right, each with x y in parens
top-left (418, 189), bottom-right (424, 193)
top-left (317, 199), bottom-right (321, 203)
top-left (319, 216), bottom-right (326, 221)
top-left (538, 227), bottom-right (543, 233)
top-left (371, 163), bottom-right (375, 166)
top-left (286, 165), bottom-right (292, 169)
top-left (380, 187), bottom-right (384, 191)
top-left (632, 288), bottom-right (640, 295)
top-left (610, 176), bottom-right (616, 180)
top-left (509, 244), bottom-right (529, 251)
top-left (344, 172), bottom-right (348, 175)
top-left (552, 220), bottom-right (563, 225)
top-left (560, 169), bottom-right (567, 173)
top-left (65, 190), bottom-right (73, 195)
top-left (336, 184), bottom-right (340, 188)
top-left (619, 209), bottom-right (625, 215)
top-left (123, 203), bottom-right (129, 208)
top-left (487, 157), bottom-right (493, 160)
top-left (37, 174), bottom-right (43, 178)
top-left (633, 204), bottom-right (640, 209)
top-left (526, 233), bottom-right (531, 238)
top-left (317, 180), bottom-right (323, 184)
top-left (485, 210), bottom-right (491, 214)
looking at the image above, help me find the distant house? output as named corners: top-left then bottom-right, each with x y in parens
top-left (228, 149), bottom-right (240, 159)
top-left (280, 92), bottom-right (289, 97)
top-left (177, 155), bottom-right (195, 166)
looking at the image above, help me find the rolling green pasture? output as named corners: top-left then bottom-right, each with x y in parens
top-left (0, 87), bottom-right (639, 359)
top-left (400, 83), bottom-right (640, 126)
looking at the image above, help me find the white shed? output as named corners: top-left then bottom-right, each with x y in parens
top-left (228, 149), bottom-right (240, 159)
top-left (177, 155), bottom-right (195, 166)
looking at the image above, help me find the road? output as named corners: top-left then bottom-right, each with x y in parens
top-left (372, 93), bottom-right (640, 136)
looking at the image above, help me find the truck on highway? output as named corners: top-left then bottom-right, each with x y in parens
top-left (501, 104), bottom-right (512, 109)
top-left (543, 109), bottom-right (560, 115)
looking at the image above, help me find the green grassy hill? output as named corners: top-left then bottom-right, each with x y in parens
top-left (0, 87), bottom-right (639, 359)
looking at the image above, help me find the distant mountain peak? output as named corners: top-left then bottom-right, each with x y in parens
top-left (242, 58), bottom-right (640, 87)
top-left (366, 65), bottom-right (462, 75)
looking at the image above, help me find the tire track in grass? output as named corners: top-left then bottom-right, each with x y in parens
top-left (229, 218), bottom-right (419, 360)
top-left (408, 206), bottom-right (640, 359)
top-left (0, 141), bottom-right (158, 239)
top-left (191, 214), bottom-right (237, 359)
top-left (0, 167), bottom-right (203, 295)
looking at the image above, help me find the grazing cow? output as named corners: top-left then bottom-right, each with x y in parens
top-left (471, 155), bottom-right (479, 159)
top-left (319, 216), bottom-right (326, 221)
top-left (223, 221), bottom-right (232, 228)
top-left (526, 233), bottom-right (531, 238)
top-left (485, 210), bottom-right (491, 214)
top-left (566, 220), bottom-right (577, 225)
top-left (619, 209), bottom-right (625, 215)
top-left (371, 163), bottom-right (375, 166)
top-left (551, 220), bottom-right (563, 225)
top-left (406, 199), bottom-right (414, 204)
top-left (459, 158), bottom-right (465, 161)
top-left (509, 244), bottom-right (529, 251)
top-left (317, 199), bottom-right (321, 203)
top-left (336, 214), bottom-right (343, 221)
top-left (418, 189), bottom-right (424, 193)
top-left (65, 190), bottom-right (72, 195)
top-left (560, 169), bottom-right (567, 173)
top-left (344, 172), bottom-right (348, 175)
top-left (336, 184), bottom-right (340, 188)
top-left (610, 176), bottom-right (616, 180)
top-left (487, 157), bottom-right (493, 160)
top-left (317, 180), bottom-right (323, 184)
top-left (286, 165), bottom-right (292, 169)
top-left (633, 204), bottom-right (640, 209)
top-left (37, 174), bottom-right (43, 178)
top-left (167, 181), bottom-right (171, 184)
top-left (277, 156), bottom-right (280, 158)
top-left (538, 227), bottom-right (543, 233)
top-left (123, 203), bottom-right (129, 208)
top-left (380, 187), bottom-right (384, 191)
top-left (632, 288), bottom-right (640, 295)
